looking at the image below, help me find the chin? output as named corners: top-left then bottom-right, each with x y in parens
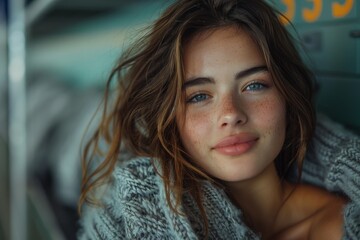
top-left (214, 168), bottom-right (263, 183)
top-left (214, 161), bottom-right (273, 183)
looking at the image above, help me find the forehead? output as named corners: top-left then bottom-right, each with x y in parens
top-left (182, 26), bottom-right (265, 78)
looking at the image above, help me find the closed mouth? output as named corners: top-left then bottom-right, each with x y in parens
top-left (213, 133), bottom-right (258, 156)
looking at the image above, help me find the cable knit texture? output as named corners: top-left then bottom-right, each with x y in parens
top-left (78, 115), bottom-right (360, 239)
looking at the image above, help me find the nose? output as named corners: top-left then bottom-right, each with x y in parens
top-left (218, 94), bottom-right (247, 128)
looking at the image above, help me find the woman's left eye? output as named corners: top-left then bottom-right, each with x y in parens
top-left (244, 82), bottom-right (267, 91)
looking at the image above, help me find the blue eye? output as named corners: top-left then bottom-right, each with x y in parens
top-left (244, 82), bottom-right (267, 91)
top-left (187, 93), bottom-right (209, 103)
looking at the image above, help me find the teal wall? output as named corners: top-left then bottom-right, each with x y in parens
top-left (27, 0), bottom-right (174, 88)
top-left (270, 0), bottom-right (360, 132)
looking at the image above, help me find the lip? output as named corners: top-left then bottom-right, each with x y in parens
top-left (213, 133), bottom-right (258, 156)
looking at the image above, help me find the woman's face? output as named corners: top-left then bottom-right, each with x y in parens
top-left (177, 26), bottom-right (286, 182)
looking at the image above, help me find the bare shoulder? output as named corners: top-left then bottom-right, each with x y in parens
top-left (270, 184), bottom-right (347, 240)
top-left (306, 186), bottom-right (347, 240)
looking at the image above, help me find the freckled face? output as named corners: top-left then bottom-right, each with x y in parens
top-left (176, 26), bottom-right (286, 182)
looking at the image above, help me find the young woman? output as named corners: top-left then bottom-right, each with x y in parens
top-left (78, 0), bottom-right (360, 239)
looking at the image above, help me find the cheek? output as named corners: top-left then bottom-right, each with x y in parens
top-left (251, 95), bottom-right (286, 136)
top-left (179, 109), bottom-right (212, 151)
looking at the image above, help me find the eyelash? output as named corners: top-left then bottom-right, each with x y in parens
top-left (243, 81), bottom-right (268, 92)
top-left (186, 81), bottom-right (268, 104)
top-left (186, 93), bottom-right (210, 104)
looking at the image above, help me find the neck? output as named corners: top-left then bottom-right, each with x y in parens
top-left (224, 163), bottom-right (292, 236)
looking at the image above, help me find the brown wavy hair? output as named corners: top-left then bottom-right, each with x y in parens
top-left (79, 0), bottom-right (316, 233)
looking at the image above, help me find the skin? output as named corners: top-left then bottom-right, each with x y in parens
top-left (179, 26), bottom-right (286, 183)
top-left (177, 26), bottom-right (346, 239)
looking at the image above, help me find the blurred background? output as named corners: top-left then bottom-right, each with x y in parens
top-left (0, 0), bottom-right (359, 239)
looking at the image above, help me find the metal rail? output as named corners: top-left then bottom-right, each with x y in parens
top-left (8, 0), bottom-right (27, 238)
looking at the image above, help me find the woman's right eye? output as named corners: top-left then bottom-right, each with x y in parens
top-left (187, 93), bottom-right (209, 104)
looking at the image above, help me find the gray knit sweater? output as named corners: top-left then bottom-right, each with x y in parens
top-left (78, 115), bottom-right (360, 239)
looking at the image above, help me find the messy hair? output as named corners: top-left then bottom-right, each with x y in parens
top-left (80, 0), bottom-right (315, 235)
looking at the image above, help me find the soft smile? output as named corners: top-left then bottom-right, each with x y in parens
top-left (213, 133), bottom-right (258, 156)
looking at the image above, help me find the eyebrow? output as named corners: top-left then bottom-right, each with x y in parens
top-left (235, 65), bottom-right (268, 80)
top-left (183, 65), bottom-right (268, 90)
